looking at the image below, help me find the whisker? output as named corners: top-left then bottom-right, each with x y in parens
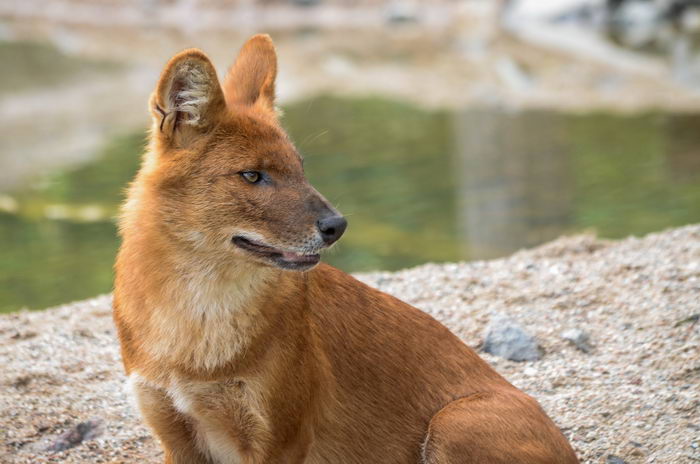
top-left (300, 129), bottom-right (329, 147)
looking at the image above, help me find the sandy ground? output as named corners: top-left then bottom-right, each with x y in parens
top-left (1, 225), bottom-right (699, 463)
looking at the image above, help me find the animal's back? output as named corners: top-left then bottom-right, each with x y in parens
top-left (304, 264), bottom-right (513, 462)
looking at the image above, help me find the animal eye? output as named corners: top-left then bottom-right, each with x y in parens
top-left (241, 171), bottom-right (261, 184)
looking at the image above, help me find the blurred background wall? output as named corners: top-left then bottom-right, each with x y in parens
top-left (2, 0), bottom-right (700, 312)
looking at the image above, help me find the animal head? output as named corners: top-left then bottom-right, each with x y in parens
top-left (134, 35), bottom-right (346, 271)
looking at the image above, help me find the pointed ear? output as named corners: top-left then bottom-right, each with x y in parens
top-left (222, 34), bottom-right (277, 113)
top-left (150, 49), bottom-right (226, 145)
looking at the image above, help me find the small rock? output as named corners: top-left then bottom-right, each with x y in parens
top-left (384, 1), bottom-right (419, 24)
top-left (674, 313), bottom-right (699, 327)
top-left (290, 0), bottom-right (320, 6)
top-left (12, 375), bottom-right (32, 389)
top-left (483, 313), bottom-right (541, 362)
top-left (10, 330), bottom-right (37, 340)
top-left (46, 418), bottom-right (103, 452)
top-left (606, 455), bottom-right (628, 464)
top-left (561, 328), bottom-right (593, 353)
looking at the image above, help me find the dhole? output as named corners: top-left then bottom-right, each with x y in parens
top-left (113, 34), bottom-right (579, 463)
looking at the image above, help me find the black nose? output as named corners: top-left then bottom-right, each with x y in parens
top-left (317, 215), bottom-right (347, 245)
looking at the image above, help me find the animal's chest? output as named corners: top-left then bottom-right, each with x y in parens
top-left (167, 377), bottom-right (269, 463)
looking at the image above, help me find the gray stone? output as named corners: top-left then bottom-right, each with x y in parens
top-left (606, 455), bottom-right (628, 464)
top-left (384, 1), bottom-right (419, 24)
top-left (290, 0), bottom-right (320, 7)
top-left (561, 328), bottom-right (593, 353)
top-left (46, 418), bottom-right (102, 452)
top-left (483, 313), bottom-right (541, 362)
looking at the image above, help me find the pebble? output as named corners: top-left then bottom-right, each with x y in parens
top-left (561, 328), bottom-right (593, 353)
top-left (46, 419), bottom-right (103, 452)
top-left (482, 313), bottom-right (541, 362)
top-left (606, 455), bottom-right (628, 464)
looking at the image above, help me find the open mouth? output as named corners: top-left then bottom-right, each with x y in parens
top-left (232, 236), bottom-right (321, 270)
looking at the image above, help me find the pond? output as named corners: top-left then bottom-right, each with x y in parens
top-left (2, 42), bottom-right (700, 313)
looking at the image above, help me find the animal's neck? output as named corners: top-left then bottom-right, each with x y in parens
top-left (119, 221), bottom-right (284, 375)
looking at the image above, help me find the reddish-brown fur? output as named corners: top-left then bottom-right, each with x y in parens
top-left (113, 34), bottom-right (579, 463)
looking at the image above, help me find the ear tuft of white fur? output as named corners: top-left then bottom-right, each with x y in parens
top-left (172, 62), bottom-right (212, 127)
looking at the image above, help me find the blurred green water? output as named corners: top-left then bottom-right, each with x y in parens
top-left (2, 38), bottom-right (700, 312)
top-left (2, 96), bottom-right (700, 312)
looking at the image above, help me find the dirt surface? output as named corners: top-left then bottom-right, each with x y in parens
top-left (1, 225), bottom-right (699, 463)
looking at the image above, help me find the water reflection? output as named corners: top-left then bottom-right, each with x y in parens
top-left (664, 113), bottom-right (700, 181)
top-left (454, 108), bottom-right (573, 259)
top-left (2, 96), bottom-right (700, 312)
top-left (285, 97), bottom-right (458, 272)
top-left (0, 214), bottom-right (117, 312)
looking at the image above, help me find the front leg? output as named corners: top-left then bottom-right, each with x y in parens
top-left (131, 378), bottom-right (211, 464)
